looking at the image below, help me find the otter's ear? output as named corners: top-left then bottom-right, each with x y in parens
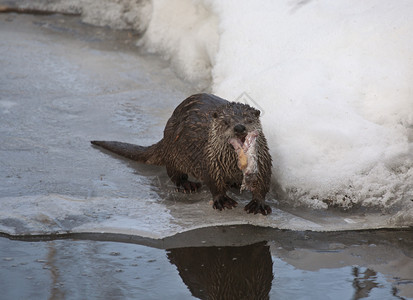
top-left (254, 109), bottom-right (261, 117)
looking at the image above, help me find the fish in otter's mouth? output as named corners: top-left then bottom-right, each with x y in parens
top-left (229, 130), bottom-right (259, 191)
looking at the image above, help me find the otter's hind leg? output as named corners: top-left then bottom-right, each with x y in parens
top-left (166, 166), bottom-right (201, 193)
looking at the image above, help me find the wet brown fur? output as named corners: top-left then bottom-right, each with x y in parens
top-left (91, 93), bottom-right (272, 215)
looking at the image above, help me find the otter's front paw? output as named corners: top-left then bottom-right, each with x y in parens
top-left (213, 195), bottom-right (238, 210)
top-left (244, 200), bottom-right (272, 215)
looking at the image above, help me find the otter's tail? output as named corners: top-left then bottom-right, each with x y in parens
top-left (91, 140), bottom-right (164, 165)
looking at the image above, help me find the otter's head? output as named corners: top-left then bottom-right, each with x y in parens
top-left (210, 102), bottom-right (262, 145)
top-left (206, 101), bottom-right (271, 191)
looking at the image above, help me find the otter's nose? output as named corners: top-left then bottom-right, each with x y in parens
top-left (234, 124), bottom-right (246, 134)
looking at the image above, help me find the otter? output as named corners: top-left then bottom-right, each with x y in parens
top-left (91, 93), bottom-right (272, 215)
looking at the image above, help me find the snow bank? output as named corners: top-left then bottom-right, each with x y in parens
top-left (141, 0), bottom-right (413, 209)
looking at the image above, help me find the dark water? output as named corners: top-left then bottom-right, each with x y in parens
top-left (1, 226), bottom-right (412, 299)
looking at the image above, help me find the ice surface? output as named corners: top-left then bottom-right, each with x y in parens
top-left (0, 4), bottom-right (412, 240)
top-left (0, 13), bottom-right (192, 238)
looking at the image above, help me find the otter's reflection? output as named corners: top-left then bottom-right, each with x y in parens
top-left (352, 267), bottom-right (379, 300)
top-left (167, 241), bottom-right (273, 300)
